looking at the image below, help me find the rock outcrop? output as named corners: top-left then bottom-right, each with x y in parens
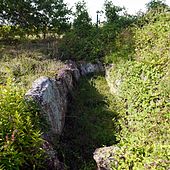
top-left (26, 61), bottom-right (104, 135)
top-left (105, 64), bottom-right (123, 96)
top-left (26, 76), bottom-right (67, 135)
top-left (80, 61), bottom-right (104, 75)
top-left (26, 60), bottom-right (104, 169)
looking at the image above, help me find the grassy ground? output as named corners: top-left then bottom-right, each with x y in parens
top-left (0, 39), bottom-right (64, 88)
top-left (59, 75), bottom-right (118, 170)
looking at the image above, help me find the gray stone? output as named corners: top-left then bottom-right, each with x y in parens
top-left (93, 146), bottom-right (119, 170)
top-left (26, 60), bottom-right (105, 169)
top-left (26, 77), bottom-right (66, 135)
top-left (65, 60), bottom-right (81, 81)
top-left (42, 141), bottom-right (65, 170)
top-left (26, 61), bottom-right (104, 135)
top-left (80, 61), bottom-right (104, 75)
top-left (105, 67), bottom-right (122, 95)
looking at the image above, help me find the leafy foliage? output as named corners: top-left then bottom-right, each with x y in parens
top-left (146, 0), bottom-right (169, 11)
top-left (73, 0), bottom-right (93, 37)
top-left (104, 0), bottom-right (124, 23)
top-left (59, 1), bottom-right (135, 62)
top-left (107, 10), bottom-right (170, 169)
top-left (0, 0), bottom-right (71, 38)
top-left (104, 27), bottom-right (135, 63)
top-left (0, 77), bottom-right (45, 169)
top-left (104, 0), bottom-right (136, 27)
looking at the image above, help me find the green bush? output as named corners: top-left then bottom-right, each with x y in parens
top-left (105, 27), bottom-right (135, 63)
top-left (0, 77), bottom-right (45, 169)
top-left (0, 25), bottom-right (26, 41)
top-left (58, 1), bottom-right (135, 62)
top-left (107, 11), bottom-right (170, 169)
top-left (58, 28), bottom-right (104, 61)
top-left (59, 24), bottom-right (128, 62)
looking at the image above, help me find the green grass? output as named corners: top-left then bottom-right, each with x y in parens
top-left (0, 39), bottom-right (64, 88)
top-left (59, 75), bottom-right (118, 170)
top-left (0, 39), bottom-right (64, 169)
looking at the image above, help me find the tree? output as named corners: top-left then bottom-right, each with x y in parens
top-left (35, 0), bottom-right (71, 37)
top-left (103, 0), bottom-right (135, 30)
top-left (73, 0), bottom-right (92, 37)
top-left (146, 0), bottom-right (169, 11)
top-left (104, 0), bottom-right (123, 24)
top-left (0, 0), bottom-right (71, 38)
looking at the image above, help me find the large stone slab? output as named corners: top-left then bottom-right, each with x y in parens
top-left (26, 61), bottom-right (104, 135)
top-left (80, 61), bottom-right (104, 75)
top-left (26, 60), bottom-right (104, 169)
top-left (105, 65), bottom-right (122, 95)
top-left (26, 77), bottom-right (67, 135)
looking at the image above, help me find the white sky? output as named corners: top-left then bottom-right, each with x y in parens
top-left (65, 0), bottom-right (170, 22)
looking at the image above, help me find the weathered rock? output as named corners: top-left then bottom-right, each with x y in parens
top-left (65, 60), bottom-right (81, 81)
top-left (93, 146), bottom-right (119, 170)
top-left (26, 61), bottom-right (104, 135)
top-left (105, 66), bottom-right (122, 95)
top-left (43, 141), bottom-right (65, 170)
top-left (26, 60), bottom-right (104, 169)
top-left (80, 61), bottom-right (104, 75)
top-left (26, 77), bottom-right (67, 135)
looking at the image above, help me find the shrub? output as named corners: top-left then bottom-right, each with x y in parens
top-left (59, 23), bottom-right (131, 62)
top-left (105, 27), bottom-right (135, 63)
top-left (58, 1), bottom-right (135, 62)
top-left (107, 10), bottom-right (170, 169)
top-left (0, 77), bottom-right (45, 169)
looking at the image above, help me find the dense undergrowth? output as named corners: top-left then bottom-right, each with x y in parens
top-left (0, 77), bottom-right (45, 169)
top-left (107, 10), bottom-right (170, 169)
top-left (59, 75), bottom-right (118, 170)
top-left (0, 0), bottom-right (170, 169)
top-left (0, 37), bottom-right (64, 170)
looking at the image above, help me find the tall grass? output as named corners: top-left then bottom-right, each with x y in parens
top-left (0, 39), bottom-right (63, 169)
top-left (0, 39), bottom-right (64, 88)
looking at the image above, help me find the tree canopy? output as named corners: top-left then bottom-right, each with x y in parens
top-left (0, 0), bottom-right (71, 37)
top-left (73, 0), bottom-right (92, 37)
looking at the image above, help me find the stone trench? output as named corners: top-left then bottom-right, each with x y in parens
top-left (26, 60), bottom-right (117, 170)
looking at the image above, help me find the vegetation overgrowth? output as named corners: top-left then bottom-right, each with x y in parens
top-left (0, 0), bottom-right (170, 169)
top-left (58, 0), bottom-right (135, 61)
top-left (0, 0), bottom-right (71, 39)
top-left (107, 7), bottom-right (170, 169)
top-left (0, 77), bottom-right (45, 169)
top-left (0, 40), bottom-right (64, 88)
top-left (59, 75), bottom-right (118, 170)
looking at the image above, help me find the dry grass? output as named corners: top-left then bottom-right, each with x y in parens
top-left (0, 39), bottom-right (64, 89)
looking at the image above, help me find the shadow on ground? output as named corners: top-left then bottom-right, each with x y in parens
top-left (59, 74), bottom-right (118, 170)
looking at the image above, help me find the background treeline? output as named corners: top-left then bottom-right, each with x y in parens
top-left (1, 0), bottom-right (169, 62)
top-left (58, 0), bottom-right (135, 61)
top-left (0, 0), bottom-right (71, 39)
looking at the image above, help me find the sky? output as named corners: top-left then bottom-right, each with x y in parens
top-left (65, 0), bottom-right (170, 22)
